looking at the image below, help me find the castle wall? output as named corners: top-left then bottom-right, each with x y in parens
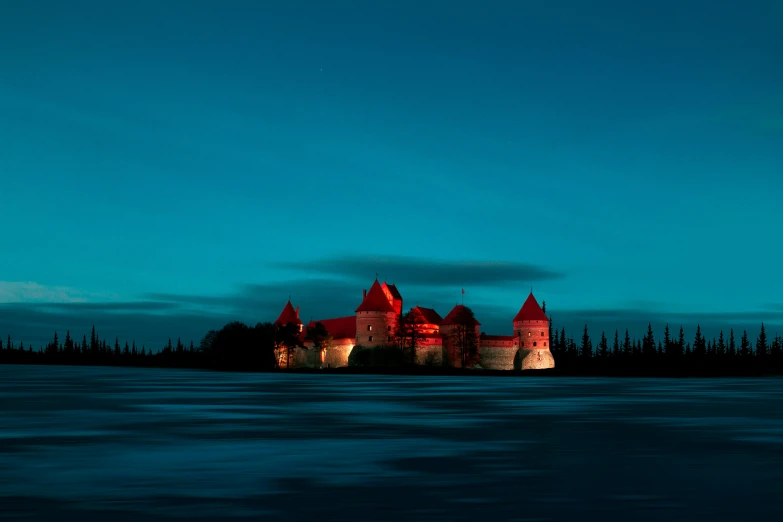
top-left (301, 338), bottom-right (355, 368)
top-left (414, 338), bottom-right (443, 366)
top-left (479, 338), bottom-right (519, 370)
top-left (356, 312), bottom-right (398, 347)
top-left (517, 348), bottom-right (555, 369)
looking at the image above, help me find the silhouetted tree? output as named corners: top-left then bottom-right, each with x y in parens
top-left (740, 330), bottom-right (750, 357)
top-left (580, 325), bottom-right (592, 359)
top-left (728, 329), bottom-right (736, 357)
top-left (612, 330), bottom-right (620, 358)
top-left (451, 306), bottom-right (479, 367)
top-left (643, 323), bottom-right (656, 358)
top-left (305, 322), bottom-right (331, 368)
top-left (598, 331), bottom-right (608, 359)
top-left (623, 329), bottom-right (632, 357)
top-left (756, 323), bottom-right (768, 359)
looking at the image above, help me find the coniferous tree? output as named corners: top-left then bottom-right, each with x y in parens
top-left (663, 324), bottom-right (671, 357)
top-left (141, 346), bottom-right (147, 357)
top-left (717, 331), bottom-right (726, 357)
top-left (114, 338), bottom-right (121, 356)
top-left (693, 325), bottom-right (705, 358)
top-left (756, 323), bottom-right (768, 359)
top-left (123, 341), bottom-right (130, 356)
top-left (580, 325), bottom-right (592, 359)
top-left (623, 329), bottom-right (632, 357)
top-left (685, 342), bottom-right (691, 356)
top-left (47, 331), bottom-right (59, 356)
top-left (771, 335), bottom-right (782, 361)
top-left (740, 330), bottom-right (750, 357)
top-left (728, 329), bottom-right (736, 357)
top-left (612, 330), bottom-right (620, 358)
top-left (643, 323), bottom-right (656, 358)
top-left (164, 338), bottom-right (173, 355)
top-left (7, 335), bottom-right (11, 352)
top-left (677, 326), bottom-right (685, 357)
top-left (189, 341), bottom-right (195, 354)
top-left (132, 341), bottom-right (137, 357)
top-left (598, 331), bottom-right (608, 359)
top-left (64, 331), bottom-right (73, 355)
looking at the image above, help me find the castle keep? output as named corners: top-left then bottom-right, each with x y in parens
top-left (274, 279), bottom-right (555, 370)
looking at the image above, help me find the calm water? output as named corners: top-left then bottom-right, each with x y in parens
top-left (1, 365), bottom-right (782, 521)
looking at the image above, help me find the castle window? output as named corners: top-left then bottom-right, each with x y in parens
top-left (369, 335), bottom-right (373, 342)
top-left (544, 342), bottom-right (547, 347)
top-left (528, 332), bottom-right (531, 337)
top-left (387, 325), bottom-right (391, 332)
top-left (541, 332), bottom-right (545, 336)
top-left (533, 342), bottom-right (537, 347)
top-left (367, 325), bottom-right (372, 331)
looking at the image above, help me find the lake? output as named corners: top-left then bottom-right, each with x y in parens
top-left (1, 365), bottom-right (781, 521)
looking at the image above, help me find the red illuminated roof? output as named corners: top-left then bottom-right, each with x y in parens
top-left (275, 301), bottom-right (302, 326)
top-left (441, 305), bottom-right (480, 326)
top-left (304, 316), bottom-right (356, 340)
top-left (386, 283), bottom-right (402, 301)
top-left (356, 280), bottom-right (396, 313)
top-left (412, 306), bottom-right (443, 325)
top-left (513, 293), bottom-right (548, 322)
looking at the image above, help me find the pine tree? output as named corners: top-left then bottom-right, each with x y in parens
top-left (740, 330), bottom-right (750, 357)
top-left (580, 325), bottom-right (592, 359)
top-left (728, 329), bottom-right (736, 357)
top-left (176, 338), bottom-right (184, 354)
top-left (164, 338), bottom-right (173, 354)
top-left (717, 331), bottom-right (726, 357)
top-left (643, 323), bottom-right (656, 358)
top-left (612, 330), bottom-right (620, 358)
top-left (678, 326), bottom-right (685, 357)
top-left (132, 341), bottom-right (137, 356)
top-left (685, 342), bottom-right (691, 356)
top-left (123, 341), bottom-right (130, 356)
top-left (141, 346), bottom-right (147, 357)
top-left (622, 330), bottom-right (632, 357)
top-left (598, 331), bottom-right (609, 358)
top-left (756, 323), bottom-right (768, 359)
top-left (771, 335), bottom-right (782, 361)
top-left (657, 341), bottom-right (663, 356)
top-left (693, 325), bottom-right (705, 358)
top-left (114, 338), bottom-right (121, 356)
top-left (189, 341), bottom-right (195, 353)
top-left (663, 324), bottom-right (671, 356)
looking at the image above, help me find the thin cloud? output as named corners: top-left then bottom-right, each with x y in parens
top-left (0, 281), bottom-right (110, 304)
top-left (273, 255), bottom-right (564, 287)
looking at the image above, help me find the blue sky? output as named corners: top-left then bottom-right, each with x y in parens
top-left (1, 0), bottom-right (782, 348)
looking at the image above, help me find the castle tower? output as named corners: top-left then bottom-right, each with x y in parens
top-left (381, 282), bottom-right (403, 314)
top-left (355, 279), bottom-right (399, 346)
top-left (513, 292), bottom-right (555, 369)
top-left (275, 300), bottom-right (304, 333)
top-left (441, 304), bottom-right (481, 367)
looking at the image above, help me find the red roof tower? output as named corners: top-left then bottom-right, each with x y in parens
top-left (275, 300), bottom-right (303, 328)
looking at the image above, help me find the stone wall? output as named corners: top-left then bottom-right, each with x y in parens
top-left (517, 348), bottom-right (555, 369)
top-left (300, 338), bottom-right (355, 368)
top-left (479, 344), bottom-right (517, 370)
top-left (414, 341), bottom-right (443, 366)
top-left (355, 311), bottom-right (398, 347)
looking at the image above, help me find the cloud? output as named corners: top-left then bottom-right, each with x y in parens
top-left (272, 255), bottom-right (564, 287)
top-left (0, 281), bottom-right (112, 304)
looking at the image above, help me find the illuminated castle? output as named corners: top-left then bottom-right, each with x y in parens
top-left (274, 279), bottom-right (555, 370)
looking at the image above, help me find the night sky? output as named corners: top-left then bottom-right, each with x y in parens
top-left (1, 0), bottom-right (782, 349)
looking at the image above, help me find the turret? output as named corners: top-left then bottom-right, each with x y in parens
top-left (513, 292), bottom-right (554, 369)
top-left (355, 279), bottom-right (399, 346)
top-left (441, 304), bottom-right (481, 367)
top-left (275, 300), bottom-right (304, 333)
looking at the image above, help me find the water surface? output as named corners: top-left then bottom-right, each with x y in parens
top-left (1, 365), bottom-right (781, 521)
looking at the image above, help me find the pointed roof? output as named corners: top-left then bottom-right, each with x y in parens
top-left (355, 280), bottom-right (396, 313)
top-left (441, 304), bottom-right (480, 326)
top-left (513, 293), bottom-right (548, 322)
top-left (411, 306), bottom-right (443, 325)
top-left (386, 283), bottom-right (402, 301)
top-left (275, 301), bottom-right (303, 326)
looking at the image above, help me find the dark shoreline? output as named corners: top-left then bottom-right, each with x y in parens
top-left (1, 359), bottom-right (779, 378)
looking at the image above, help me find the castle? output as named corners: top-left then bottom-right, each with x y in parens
top-left (274, 278), bottom-right (555, 370)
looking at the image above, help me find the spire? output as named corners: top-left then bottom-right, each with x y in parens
top-left (356, 279), bottom-right (396, 313)
top-left (513, 292), bottom-right (548, 322)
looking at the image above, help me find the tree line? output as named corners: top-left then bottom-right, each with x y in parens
top-left (2, 308), bottom-right (782, 375)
